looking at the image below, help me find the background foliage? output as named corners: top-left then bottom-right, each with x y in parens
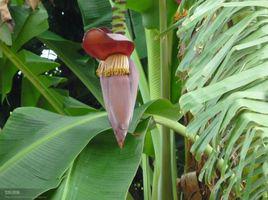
top-left (1, 0), bottom-right (268, 199)
top-left (178, 0), bottom-right (268, 199)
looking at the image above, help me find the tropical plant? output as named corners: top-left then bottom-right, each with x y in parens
top-left (0, 0), bottom-right (267, 199)
top-left (178, 1), bottom-right (268, 199)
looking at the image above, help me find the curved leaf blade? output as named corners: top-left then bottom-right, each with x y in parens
top-left (0, 108), bottom-right (110, 199)
top-left (50, 119), bottom-right (149, 200)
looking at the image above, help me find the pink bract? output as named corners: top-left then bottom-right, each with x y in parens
top-left (100, 60), bottom-right (139, 147)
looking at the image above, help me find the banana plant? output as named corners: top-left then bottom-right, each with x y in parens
top-left (0, 0), bottom-right (267, 199)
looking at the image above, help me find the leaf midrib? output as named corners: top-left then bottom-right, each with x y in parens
top-left (59, 162), bottom-right (74, 200)
top-left (0, 42), bottom-right (67, 115)
top-left (0, 112), bottom-right (108, 175)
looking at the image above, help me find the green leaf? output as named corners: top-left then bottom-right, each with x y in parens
top-left (0, 42), bottom-right (69, 114)
top-left (178, 0), bottom-right (196, 12)
top-left (136, 1), bottom-right (159, 29)
top-left (10, 0), bottom-right (24, 5)
top-left (127, 0), bottom-right (178, 29)
top-left (170, 32), bottom-right (181, 104)
top-left (178, 1), bottom-right (268, 198)
top-left (19, 50), bottom-right (92, 113)
top-left (37, 31), bottom-right (104, 106)
top-left (0, 58), bottom-right (17, 102)
top-left (0, 23), bottom-right (12, 46)
top-left (0, 99), bottom-right (175, 199)
top-left (0, 3), bottom-right (49, 100)
top-left (11, 4), bottom-right (49, 51)
top-left (62, 96), bottom-right (97, 116)
top-left (126, 11), bottom-right (148, 58)
top-left (130, 99), bottom-right (180, 132)
top-left (49, 119), bottom-right (149, 200)
top-left (20, 50), bottom-right (60, 74)
top-left (77, 0), bottom-right (112, 30)
top-left (0, 108), bottom-right (110, 199)
top-left (21, 79), bottom-right (41, 106)
top-left (126, 0), bottom-right (153, 13)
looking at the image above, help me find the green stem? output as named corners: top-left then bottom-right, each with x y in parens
top-left (145, 29), bottom-right (161, 200)
top-left (171, 131), bottom-right (178, 200)
top-left (146, 29), bottom-right (161, 100)
top-left (153, 115), bottom-right (224, 171)
top-left (159, 0), bottom-right (173, 199)
top-left (159, 127), bottom-right (172, 199)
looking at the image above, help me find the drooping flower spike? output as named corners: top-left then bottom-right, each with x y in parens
top-left (82, 28), bottom-right (139, 148)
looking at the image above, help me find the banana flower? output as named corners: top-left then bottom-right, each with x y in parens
top-left (82, 28), bottom-right (139, 148)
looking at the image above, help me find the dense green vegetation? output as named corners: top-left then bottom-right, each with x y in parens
top-left (0, 0), bottom-right (267, 199)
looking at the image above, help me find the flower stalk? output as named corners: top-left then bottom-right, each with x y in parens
top-left (111, 0), bottom-right (127, 35)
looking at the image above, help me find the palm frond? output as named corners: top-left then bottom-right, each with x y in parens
top-left (178, 0), bottom-right (268, 199)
